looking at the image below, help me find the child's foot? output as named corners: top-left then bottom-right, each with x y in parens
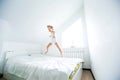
top-left (45, 50), bottom-right (48, 54)
top-left (60, 53), bottom-right (63, 57)
top-left (45, 51), bottom-right (47, 54)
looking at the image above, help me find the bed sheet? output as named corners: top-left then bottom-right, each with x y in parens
top-left (4, 55), bottom-right (83, 80)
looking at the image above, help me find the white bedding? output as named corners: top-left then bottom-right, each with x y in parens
top-left (4, 55), bottom-right (83, 80)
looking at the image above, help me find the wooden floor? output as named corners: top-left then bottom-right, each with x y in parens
top-left (81, 70), bottom-right (94, 80)
top-left (0, 78), bottom-right (6, 80)
top-left (0, 70), bottom-right (94, 80)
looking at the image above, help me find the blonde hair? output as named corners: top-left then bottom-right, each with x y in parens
top-left (47, 25), bottom-right (53, 29)
top-left (47, 25), bottom-right (54, 31)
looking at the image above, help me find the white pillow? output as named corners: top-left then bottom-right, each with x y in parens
top-left (28, 53), bottom-right (42, 57)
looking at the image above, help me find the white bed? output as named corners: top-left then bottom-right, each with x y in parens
top-left (3, 53), bottom-right (83, 80)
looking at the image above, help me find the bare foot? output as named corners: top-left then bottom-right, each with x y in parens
top-left (61, 54), bottom-right (63, 57)
top-left (45, 50), bottom-right (48, 54)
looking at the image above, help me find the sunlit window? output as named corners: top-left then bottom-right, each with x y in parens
top-left (62, 18), bottom-right (84, 48)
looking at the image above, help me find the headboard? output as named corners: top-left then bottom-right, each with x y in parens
top-left (4, 50), bottom-right (41, 59)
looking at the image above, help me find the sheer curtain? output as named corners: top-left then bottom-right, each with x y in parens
top-left (62, 18), bottom-right (85, 48)
top-left (61, 17), bottom-right (91, 68)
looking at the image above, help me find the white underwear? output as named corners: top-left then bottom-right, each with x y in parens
top-left (49, 38), bottom-right (56, 43)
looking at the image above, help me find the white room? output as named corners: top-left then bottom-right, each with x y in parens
top-left (0, 0), bottom-right (88, 80)
top-left (0, 0), bottom-right (120, 80)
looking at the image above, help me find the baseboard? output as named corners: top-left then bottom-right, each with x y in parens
top-left (83, 68), bottom-right (95, 80)
top-left (0, 73), bottom-right (3, 78)
top-left (83, 68), bottom-right (91, 70)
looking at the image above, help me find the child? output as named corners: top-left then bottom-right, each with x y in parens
top-left (45, 25), bottom-right (63, 57)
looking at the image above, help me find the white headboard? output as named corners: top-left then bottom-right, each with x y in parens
top-left (4, 50), bottom-right (41, 59)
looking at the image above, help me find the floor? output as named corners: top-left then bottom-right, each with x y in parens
top-left (0, 70), bottom-right (94, 80)
top-left (0, 78), bottom-right (6, 80)
top-left (81, 70), bottom-right (94, 80)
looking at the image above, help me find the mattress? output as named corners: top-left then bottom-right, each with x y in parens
top-left (3, 54), bottom-right (83, 80)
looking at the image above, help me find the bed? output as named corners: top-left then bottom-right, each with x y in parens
top-left (3, 52), bottom-right (84, 80)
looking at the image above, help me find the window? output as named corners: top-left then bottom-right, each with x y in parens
top-left (62, 18), bottom-right (84, 48)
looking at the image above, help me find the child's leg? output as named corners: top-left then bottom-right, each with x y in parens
top-left (55, 42), bottom-right (63, 57)
top-left (45, 43), bottom-right (52, 54)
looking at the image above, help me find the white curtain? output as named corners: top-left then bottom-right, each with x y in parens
top-left (62, 18), bottom-right (86, 48)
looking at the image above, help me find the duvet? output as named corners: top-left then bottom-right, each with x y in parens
top-left (4, 55), bottom-right (83, 80)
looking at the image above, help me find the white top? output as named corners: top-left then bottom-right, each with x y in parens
top-left (49, 31), bottom-right (56, 43)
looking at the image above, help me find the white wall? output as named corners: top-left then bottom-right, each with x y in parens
top-left (0, 21), bottom-right (3, 73)
top-left (2, 41), bottom-right (42, 53)
top-left (1, 0), bottom-right (82, 43)
top-left (84, 0), bottom-right (120, 80)
top-left (0, 1), bottom-right (6, 74)
top-left (80, 7), bottom-right (91, 69)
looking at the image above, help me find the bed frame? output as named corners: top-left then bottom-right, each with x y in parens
top-left (3, 51), bottom-right (83, 80)
top-left (4, 65), bottom-right (82, 80)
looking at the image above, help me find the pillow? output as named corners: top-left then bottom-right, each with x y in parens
top-left (28, 53), bottom-right (43, 57)
top-left (5, 50), bottom-right (28, 59)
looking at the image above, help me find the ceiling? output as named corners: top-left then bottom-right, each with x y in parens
top-left (1, 0), bottom-right (83, 42)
